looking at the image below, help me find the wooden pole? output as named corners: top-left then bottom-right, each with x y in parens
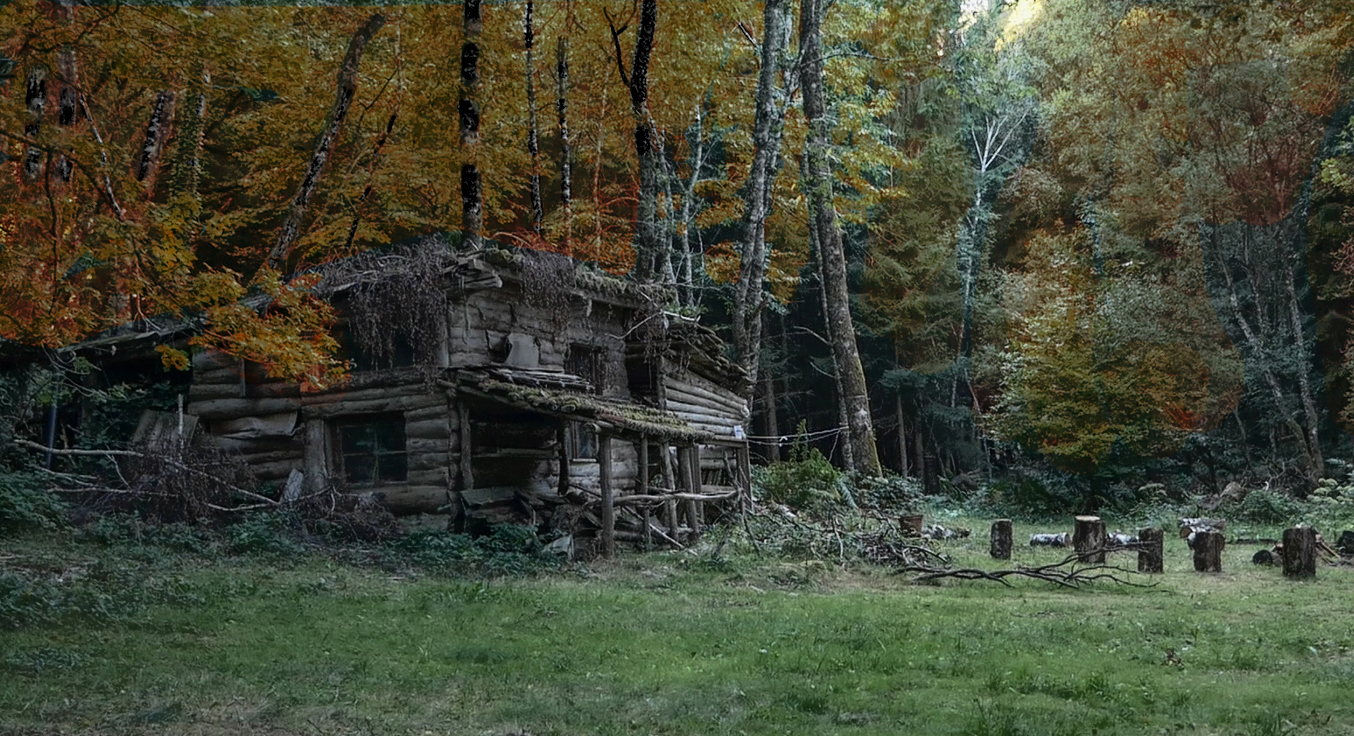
top-left (458, 400), bottom-right (473, 491)
top-left (638, 436), bottom-right (649, 496)
top-left (1282, 526), bottom-right (1317, 578)
top-left (1192, 530), bottom-right (1224, 573)
top-left (599, 433), bottom-right (615, 558)
top-left (990, 519), bottom-right (1012, 560)
top-left (1137, 527), bottom-right (1164, 573)
top-left (1073, 515), bottom-right (1107, 563)
top-left (557, 422), bottom-right (570, 496)
top-left (736, 443), bottom-right (752, 510)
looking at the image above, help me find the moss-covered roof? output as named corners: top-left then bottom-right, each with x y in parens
top-left (460, 373), bottom-right (712, 443)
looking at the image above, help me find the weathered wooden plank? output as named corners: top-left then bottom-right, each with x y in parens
top-left (406, 467), bottom-right (450, 486)
top-left (406, 436), bottom-right (449, 455)
top-left (405, 419), bottom-right (450, 440)
top-left (405, 404), bottom-right (452, 421)
top-left (190, 370), bottom-right (242, 389)
top-left (236, 449), bottom-right (305, 465)
top-left (211, 411), bottom-right (300, 439)
top-left (189, 397), bottom-right (300, 419)
top-left (302, 394), bottom-right (443, 419)
top-left (407, 451), bottom-right (447, 472)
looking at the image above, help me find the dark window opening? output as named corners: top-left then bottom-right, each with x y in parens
top-left (334, 323), bottom-right (416, 372)
top-left (568, 422), bottom-right (598, 461)
top-left (567, 343), bottom-right (608, 393)
top-left (335, 415), bottom-right (407, 485)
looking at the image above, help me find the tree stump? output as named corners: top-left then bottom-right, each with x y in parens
top-left (1192, 530), bottom-right (1224, 572)
top-left (1137, 527), bottom-right (1164, 573)
top-left (1282, 526), bottom-right (1317, 578)
top-left (1073, 515), bottom-right (1107, 563)
top-left (990, 519), bottom-right (1013, 560)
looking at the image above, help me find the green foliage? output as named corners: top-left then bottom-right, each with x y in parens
top-left (383, 525), bottom-right (559, 576)
top-left (1232, 489), bottom-right (1304, 525)
top-left (225, 512), bottom-right (307, 557)
top-left (754, 432), bottom-right (844, 510)
top-left (0, 474), bottom-right (66, 533)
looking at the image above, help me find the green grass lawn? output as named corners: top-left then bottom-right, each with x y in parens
top-left (5, 518), bottom-right (1354, 735)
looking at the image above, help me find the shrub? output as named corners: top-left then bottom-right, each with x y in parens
top-left (226, 512), bottom-right (306, 556)
top-left (755, 438), bottom-right (842, 511)
top-left (0, 473), bottom-right (67, 532)
top-left (1233, 488), bottom-right (1304, 524)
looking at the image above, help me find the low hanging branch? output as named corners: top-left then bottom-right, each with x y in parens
top-left (267, 13), bottom-right (386, 273)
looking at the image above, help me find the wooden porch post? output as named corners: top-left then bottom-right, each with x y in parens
top-left (458, 400), bottom-right (473, 491)
top-left (599, 433), bottom-right (615, 558)
top-left (638, 436), bottom-right (649, 496)
top-left (557, 422), bottom-right (570, 496)
top-left (661, 440), bottom-right (678, 537)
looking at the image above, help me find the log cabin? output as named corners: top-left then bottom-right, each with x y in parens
top-left (38, 240), bottom-right (752, 550)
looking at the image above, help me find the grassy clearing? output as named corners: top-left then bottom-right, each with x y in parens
top-left (4, 517), bottom-right (1354, 735)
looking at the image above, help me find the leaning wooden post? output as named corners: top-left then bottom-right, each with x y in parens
top-left (1137, 527), bottom-right (1164, 573)
top-left (1282, 526), bottom-right (1317, 578)
top-left (736, 443), bottom-right (752, 511)
top-left (679, 445), bottom-right (701, 541)
top-left (599, 433), bottom-right (615, 558)
top-left (638, 436), bottom-right (649, 496)
top-left (990, 519), bottom-right (1013, 560)
top-left (661, 442), bottom-right (679, 537)
top-left (1073, 515), bottom-right (1107, 563)
top-left (458, 400), bottom-right (474, 491)
top-left (556, 422), bottom-right (570, 496)
top-left (1192, 530), bottom-right (1224, 573)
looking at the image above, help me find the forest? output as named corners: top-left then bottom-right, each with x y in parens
top-left (0, 0), bottom-right (1353, 512)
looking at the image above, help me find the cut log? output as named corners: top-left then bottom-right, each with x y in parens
top-left (1192, 530), bottom-right (1225, 573)
top-left (1030, 532), bottom-right (1069, 547)
top-left (1282, 526), bottom-right (1317, 578)
top-left (900, 514), bottom-right (924, 538)
top-left (1137, 527), bottom-right (1163, 573)
top-left (989, 519), bottom-right (1012, 560)
top-left (1073, 515), bottom-right (1107, 563)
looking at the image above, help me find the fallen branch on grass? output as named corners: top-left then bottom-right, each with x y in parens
top-left (897, 551), bottom-right (1157, 590)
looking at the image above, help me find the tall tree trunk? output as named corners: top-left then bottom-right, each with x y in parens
top-left (135, 90), bottom-right (175, 185)
top-left (731, 0), bottom-right (790, 396)
top-left (55, 47), bottom-right (78, 183)
top-left (460, 0), bottom-right (483, 251)
top-left (897, 392), bottom-right (909, 478)
top-left (267, 14), bottom-right (386, 272)
top-left (23, 66), bottom-right (45, 181)
top-left (524, 0), bottom-right (543, 236)
top-left (608, 0), bottom-right (660, 281)
top-left (762, 366), bottom-right (779, 462)
top-left (556, 35), bottom-right (572, 253)
top-left (798, 0), bottom-right (881, 476)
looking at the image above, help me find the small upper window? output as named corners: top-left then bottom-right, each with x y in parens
top-left (567, 343), bottom-right (608, 393)
top-left (335, 415), bottom-right (407, 485)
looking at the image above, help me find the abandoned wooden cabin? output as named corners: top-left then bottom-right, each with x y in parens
top-left (178, 243), bottom-right (752, 551)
